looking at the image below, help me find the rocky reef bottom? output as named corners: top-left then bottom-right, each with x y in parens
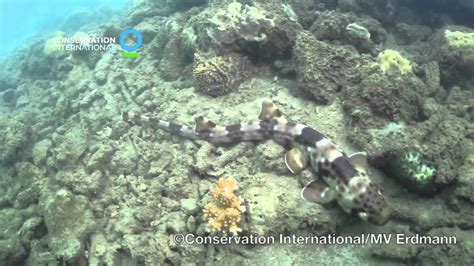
top-left (0, 71), bottom-right (472, 264)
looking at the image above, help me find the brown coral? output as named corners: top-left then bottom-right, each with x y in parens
top-left (192, 53), bottom-right (251, 97)
top-left (293, 31), bottom-right (362, 104)
top-left (203, 178), bottom-right (246, 235)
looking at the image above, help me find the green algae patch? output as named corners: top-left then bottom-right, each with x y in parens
top-left (444, 30), bottom-right (474, 47)
top-left (377, 49), bottom-right (413, 75)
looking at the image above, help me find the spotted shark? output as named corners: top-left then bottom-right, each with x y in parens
top-left (123, 100), bottom-right (392, 225)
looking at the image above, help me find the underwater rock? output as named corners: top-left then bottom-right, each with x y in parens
top-left (147, 152), bottom-right (174, 178)
top-left (20, 38), bottom-right (73, 80)
top-left (93, 57), bottom-right (111, 86)
top-left (352, 98), bottom-right (467, 188)
top-left (144, 12), bottom-right (200, 82)
top-left (0, 115), bottom-right (30, 164)
top-left (180, 198), bottom-right (199, 215)
top-left (241, 173), bottom-right (343, 236)
top-left (189, 2), bottom-right (302, 58)
top-left (193, 142), bottom-right (252, 177)
top-left (67, 31), bottom-right (104, 69)
top-left (293, 31), bottom-right (362, 104)
top-left (87, 233), bottom-right (117, 265)
top-left (159, 26), bottom-right (186, 81)
top-left (85, 144), bottom-right (116, 173)
top-left (42, 189), bottom-right (96, 260)
top-left (192, 53), bottom-right (252, 97)
top-left (390, 195), bottom-right (474, 231)
top-left (206, 2), bottom-right (275, 44)
top-left (167, 0), bottom-right (207, 11)
top-left (421, 61), bottom-right (441, 96)
top-left (0, 208), bottom-right (26, 264)
top-left (283, 0), bottom-right (325, 28)
top-left (255, 141), bottom-right (288, 175)
top-left (392, 23), bottom-right (433, 45)
top-left (343, 69), bottom-right (426, 128)
top-left (51, 125), bottom-right (89, 168)
top-left (430, 27), bottom-right (474, 87)
top-left (416, 228), bottom-right (474, 266)
top-left (420, 112), bottom-right (467, 186)
top-left (1, 89), bottom-right (17, 105)
top-left (55, 168), bottom-right (103, 196)
top-left (445, 86), bottom-right (474, 119)
top-left (10, 162), bottom-right (44, 209)
top-left (127, 0), bottom-right (171, 25)
top-left (309, 10), bottom-right (386, 53)
top-left (165, 212), bottom-right (187, 234)
top-left (454, 154), bottom-right (474, 202)
top-left (370, 225), bottom-right (420, 262)
top-left (128, 0), bottom-right (205, 25)
top-left (339, 0), bottom-right (396, 25)
top-left (32, 139), bottom-right (52, 166)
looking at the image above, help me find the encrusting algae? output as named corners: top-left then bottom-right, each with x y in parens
top-left (377, 49), bottom-right (413, 75)
top-left (203, 178), bottom-right (246, 235)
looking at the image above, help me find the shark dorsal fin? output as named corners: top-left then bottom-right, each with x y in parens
top-left (194, 116), bottom-right (217, 133)
top-left (258, 99), bottom-right (284, 120)
top-left (349, 152), bottom-right (368, 172)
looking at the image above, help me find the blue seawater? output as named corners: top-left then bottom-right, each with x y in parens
top-left (0, 0), bottom-right (128, 58)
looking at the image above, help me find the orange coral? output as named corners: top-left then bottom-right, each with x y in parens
top-left (203, 178), bottom-right (246, 235)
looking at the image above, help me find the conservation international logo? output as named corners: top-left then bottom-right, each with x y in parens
top-left (120, 28), bottom-right (142, 58)
top-left (43, 28), bottom-right (143, 59)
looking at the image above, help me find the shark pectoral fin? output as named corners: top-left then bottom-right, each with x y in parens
top-left (258, 99), bottom-right (284, 120)
top-left (284, 147), bottom-right (308, 174)
top-left (300, 179), bottom-right (336, 204)
top-left (349, 152), bottom-right (368, 172)
top-left (194, 116), bottom-right (219, 133)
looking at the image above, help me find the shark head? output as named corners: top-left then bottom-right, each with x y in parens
top-left (301, 151), bottom-right (392, 226)
top-left (349, 176), bottom-right (392, 226)
top-left (343, 152), bottom-right (392, 226)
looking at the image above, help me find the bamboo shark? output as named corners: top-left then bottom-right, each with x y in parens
top-left (123, 100), bottom-right (392, 225)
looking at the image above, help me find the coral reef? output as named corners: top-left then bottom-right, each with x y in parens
top-left (429, 27), bottom-right (474, 86)
top-left (207, 2), bottom-right (275, 44)
top-left (188, 2), bottom-right (302, 58)
top-left (203, 178), bottom-right (246, 235)
top-left (192, 53), bottom-right (252, 96)
top-left (309, 10), bottom-right (386, 53)
top-left (293, 31), bottom-right (362, 104)
top-left (0, 0), bottom-right (473, 264)
top-left (0, 115), bottom-right (30, 164)
top-left (343, 69), bottom-right (425, 127)
top-left (42, 189), bottom-right (96, 259)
